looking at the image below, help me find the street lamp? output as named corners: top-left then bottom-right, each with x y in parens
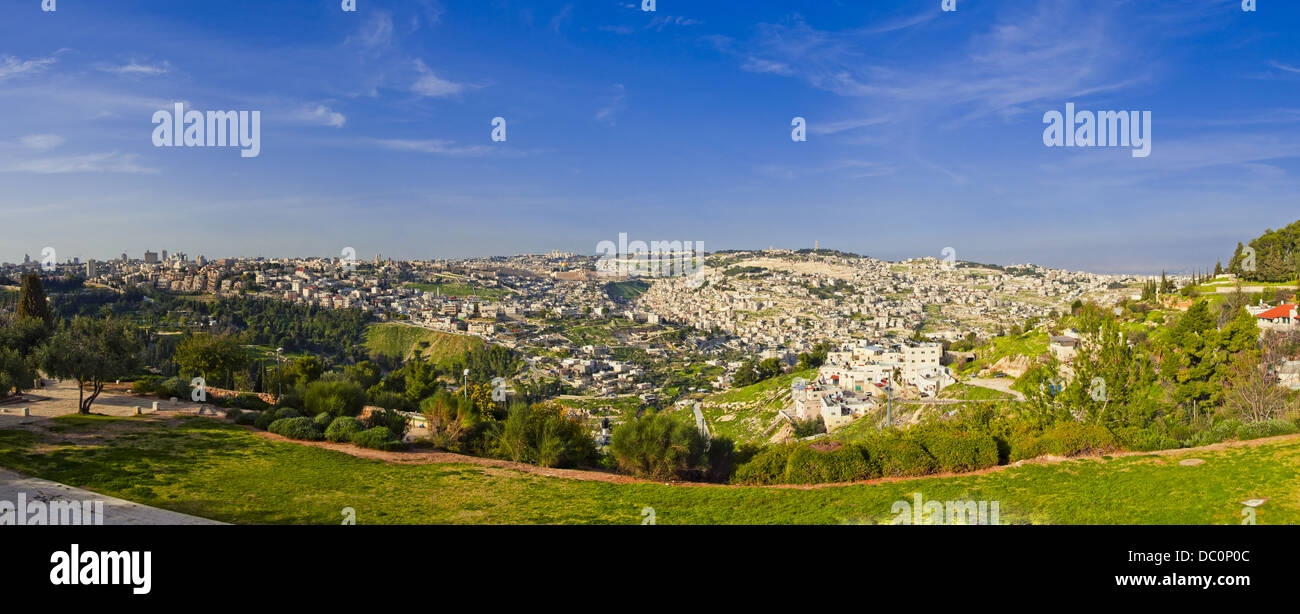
top-left (463, 368), bottom-right (470, 399)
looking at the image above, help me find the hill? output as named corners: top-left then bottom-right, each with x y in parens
top-left (363, 323), bottom-right (484, 365)
top-left (697, 369), bottom-right (814, 444)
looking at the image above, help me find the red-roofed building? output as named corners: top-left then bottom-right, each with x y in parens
top-left (1255, 304), bottom-right (1298, 332)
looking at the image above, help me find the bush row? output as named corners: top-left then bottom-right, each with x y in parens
top-left (732, 425), bottom-right (1000, 485)
top-left (232, 408), bottom-right (406, 451)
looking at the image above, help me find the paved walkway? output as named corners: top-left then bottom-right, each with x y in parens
top-left (963, 378), bottom-right (1026, 401)
top-left (0, 469), bottom-right (223, 525)
top-left (0, 380), bottom-right (225, 525)
top-left (0, 379), bottom-right (215, 426)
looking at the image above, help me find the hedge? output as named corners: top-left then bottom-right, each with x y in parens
top-left (352, 426), bottom-right (404, 451)
top-left (253, 410), bottom-right (277, 430)
top-left (268, 417), bottom-right (324, 441)
top-left (325, 416), bottom-right (364, 443)
top-left (913, 427), bottom-right (999, 473)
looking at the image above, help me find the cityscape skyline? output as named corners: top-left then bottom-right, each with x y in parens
top-left (2, 1), bottom-right (1299, 273)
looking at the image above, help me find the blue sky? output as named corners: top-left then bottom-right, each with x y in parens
top-left (0, 0), bottom-right (1298, 273)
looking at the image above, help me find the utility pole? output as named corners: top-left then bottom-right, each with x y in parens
top-left (275, 347), bottom-right (283, 407)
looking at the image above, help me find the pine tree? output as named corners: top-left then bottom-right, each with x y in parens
top-left (17, 274), bottom-right (52, 327)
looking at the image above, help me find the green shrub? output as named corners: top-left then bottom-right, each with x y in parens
top-left (275, 407), bottom-right (301, 420)
top-left (325, 416), bottom-right (363, 442)
top-left (782, 444), bottom-right (876, 484)
top-left (862, 434), bottom-right (936, 477)
top-left (303, 380), bottom-right (366, 417)
top-left (731, 443), bottom-right (798, 485)
top-left (609, 411), bottom-right (706, 480)
top-left (225, 408), bottom-right (243, 423)
top-left (313, 412), bottom-right (334, 429)
top-left (254, 409), bottom-right (277, 430)
top-left (268, 417), bottom-right (324, 441)
top-left (914, 426), bottom-right (999, 473)
top-left (1234, 419), bottom-right (1298, 441)
top-left (368, 390), bottom-right (413, 413)
top-left (155, 377), bottom-right (189, 400)
top-left (132, 376), bottom-right (162, 395)
top-left (234, 410), bottom-right (259, 426)
top-left (352, 426), bottom-right (403, 451)
top-left (363, 408), bottom-right (410, 439)
top-left (1122, 427), bottom-right (1181, 452)
top-left (227, 394), bottom-right (270, 411)
top-left (1017, 421), bottom-right (1117, 459)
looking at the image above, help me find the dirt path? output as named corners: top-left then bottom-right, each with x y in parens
top-left (254, 430), bottom-right (650, 484)
top-left (251, 425), bottom-right (1300, 491)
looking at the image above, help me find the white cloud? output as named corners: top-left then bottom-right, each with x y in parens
top-left (98, 61), bottom-right (171, 76)
top-left (594, 84), bottom-right (627, 126)
top-left (349, 11), bottom-right (395, 50)
top-left (20, 134), bottom-right (66, 150)
top-left (1270, 61), bottom-right (1300, 74)
top-left (740, 57), bottom-right (793, 76)
top-left (646, 15), bottom-right (702, 31)
top-left (293, 105), bottom-right (346, 128)
top-left (810, 116), bottom-right (894, 135)
top-left (411, 59), bottom-right (466, 98)
top-left (3, 152), bottom-right (157, 174)
top-left (0, 55), bottom-right (56, 82)
top-left (372, 138), bottom-right (492, 157)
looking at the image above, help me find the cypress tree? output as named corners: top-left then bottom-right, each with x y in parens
top-left (17, 273), bottom-right (52, 327)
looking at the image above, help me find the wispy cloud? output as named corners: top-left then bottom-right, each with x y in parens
top-left (594, 84), bottom-right (627, 126)
top-left (728, 2), bottom-right (1153, 123)
top-left (758, 159), bottom-right (896, 180)
top-left (411, 59), bottom-right (467, 98)
top-left (1270, 60), bottom-right (1300, 74)
top-left (96, 61), bottom-right (172, 76)
top-left (549, 4), bottom-right (574, 34)
top-left (372, 138), bottom-right (492, 157)
top-left (646, 15), bottom-right (702, 31)
top-left (19, 134), bottom-right (66, 150)
top-left (0, 55), bottom-right (56, 82)
top-left (292, 104), bottom-right (347, 128)
top-left (3, 152), bottom-right (158, 174)
top-left (348, 11), bottom-right (395, 51)
top-left (810, 116), bottom-right (894, 135)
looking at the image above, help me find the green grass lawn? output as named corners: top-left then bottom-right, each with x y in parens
top-left (940, 384), bottom-right (1014, 401)
top-left (2, 414), bottom-right (1297, 524)
top-left (363, 322), bottom-right (483, 364)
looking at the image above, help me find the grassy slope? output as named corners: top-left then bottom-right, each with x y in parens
top-left (959, 330), bottom-right (1050, 375)
top-left (363, 323), bottom-right (483, 365)
top-left (698, 369), bottom-right (813, 444)
top-left (1, 414), bottom-right (1297, 524)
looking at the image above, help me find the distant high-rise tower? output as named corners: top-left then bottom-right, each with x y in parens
top-left (144, 250), bottom-right (159, 264)
top-left (86, 260), bottom-right (96, 277)
top-left (161, 250), bottom-right (168, 261)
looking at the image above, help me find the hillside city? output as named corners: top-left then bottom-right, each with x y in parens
top-left (3, 247), bottom-right (1159, 409)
